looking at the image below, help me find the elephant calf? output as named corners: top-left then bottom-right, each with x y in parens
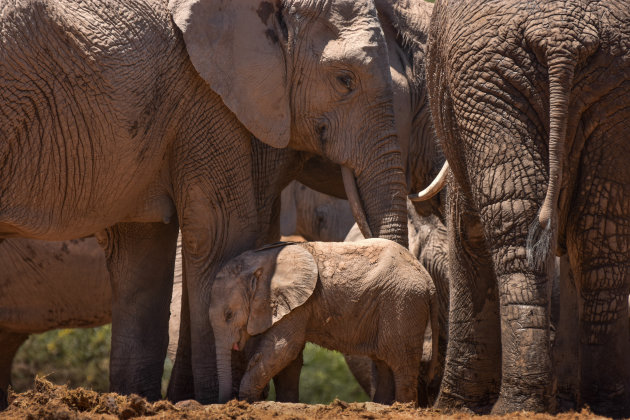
top-left (209, 239), bottom-right (439, 404)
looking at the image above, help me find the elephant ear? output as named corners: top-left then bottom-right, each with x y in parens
top-left (169, 0), bottom-right (290, 148)
top-left (247, 245), bottom-right (318, 336)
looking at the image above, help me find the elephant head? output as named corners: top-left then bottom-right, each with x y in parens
top-left (169, 0), bottom-right (408, 246)
top-left (209, 244), bottom-right (317, 402)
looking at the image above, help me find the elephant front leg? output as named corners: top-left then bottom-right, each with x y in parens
top-left (372, 360), bottom-right (395, 404)
top-left (240, 322), bottom-right (306, 402)
top-left (166, 264), bottom-right (195, 403)
top-left (436, 187), bottom-right (501, 412)
top-left (272, 347), bottom-right (304, 402)
top-left (0, 331), bottom-right (29, 410)
top-left (104, 221), bottom-right (178, 400)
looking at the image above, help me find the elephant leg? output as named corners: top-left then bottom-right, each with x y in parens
top-left (553, 255), bottom-right (579, 411)
top-left (371, 359), bottom-right (395, 404)
top-left (0, 331), bottom-right (28, 410)
top-left (272, 347), bottom-right (304, 402)
top-left (177, 189), bottom-right (257, 402)
top-left (239, 323), bottom-right (306, 402)
top-left (104, 221), bottom-right (178, 400)
top-left (167, 265), bottom-right (195, 402)
top-left (343, 355), bottom-right (374, 397)
top-left (436, 187), bottom-right (500, 412)
top-left (391, 365), bottom-right (418, 404)
top-left (567, 174), bottom-right (630, 416)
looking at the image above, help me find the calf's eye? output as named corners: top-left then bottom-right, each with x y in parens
top-left (225, 310), bottom-right (233, 321)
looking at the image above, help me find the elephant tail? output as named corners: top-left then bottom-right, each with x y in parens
top-left (538, 53), bottom-right (575, 229)
top-left (527, 51), bottom-right (575, 270)
top-left (427, 289), bottom-right (440, 383)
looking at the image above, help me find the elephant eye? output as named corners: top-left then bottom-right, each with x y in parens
top-left (336, 71), bottom-right (355, 93)
top-left (225, 310), bottom-right (233, 322)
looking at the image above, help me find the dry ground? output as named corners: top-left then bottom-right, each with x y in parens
top-left (1, 377), bottom-right (608, 420)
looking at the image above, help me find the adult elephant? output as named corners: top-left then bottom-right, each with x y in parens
top-left (279, 181), bottom-right (355, 242)
top-left (0, 0), bottom-right (408, 404)
top-left (0, 238), bottom-right (110, 410)
top-left (170, 0), bottom-right (444, 403)
top-left (422, 0), bottom-right (630, 415)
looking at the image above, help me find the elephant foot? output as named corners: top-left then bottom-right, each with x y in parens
top-left (434, 390), bottom-right (493, 414)
top-left (581, 380), bottom-right (630, 418)
top-left (490, 392), bottom-right (550, 415)
top-left (0, 389), bottom-right (7, 411)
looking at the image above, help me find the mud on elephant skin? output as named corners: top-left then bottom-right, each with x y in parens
top-left (1, 0), bottom-right (408, 402)
top-left (209, 239), bottom-right (439, 405)
top-left (426, 0), bottom-right (630, 415)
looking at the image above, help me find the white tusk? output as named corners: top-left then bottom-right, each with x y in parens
top-left (341, 166), bottom-right (373, 239)
top-left (408, 161), bottom-right (449, 202)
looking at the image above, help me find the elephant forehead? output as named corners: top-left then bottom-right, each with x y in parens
top-left (321, 30), bottom-right (377, 66)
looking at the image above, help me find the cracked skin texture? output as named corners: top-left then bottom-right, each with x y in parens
top-left (427, 0), bottom-right (630, 416)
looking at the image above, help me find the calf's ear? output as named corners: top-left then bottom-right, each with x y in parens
top-left (247, 245), bottom-right (318, 336)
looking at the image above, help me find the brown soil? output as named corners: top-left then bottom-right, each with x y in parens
top-left (1, 377), bottom-right (609, 420)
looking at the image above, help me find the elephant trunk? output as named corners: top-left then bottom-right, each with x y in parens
top-left (216, 346), bottom-right (233, 403)
top-left (352, 132), bottom-right (408, 248)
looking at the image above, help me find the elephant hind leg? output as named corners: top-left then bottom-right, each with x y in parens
top-left (0, 331), bottom-right (29, 410)
top-left (435, 187), bottom-right (501, 412)
top-left (371, 359), bottom-right (395, 405)
top-left (105, 221), bottom-right (179, 401)
top-left (567, 178), bottom-right (630, 417)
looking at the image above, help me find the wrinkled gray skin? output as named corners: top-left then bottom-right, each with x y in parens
top-left (0, 0), bottom-right (407, 403)
top-left (209, 240), bottom-right (439, 404)
top-left (280, 181), bottom-right (354, 242)
top-left (0, 233), bottom-right (300, 410)
top-left (0, 238), bottom-right (110, 409)
top-left (428, 0), bottom-right (630, 415)
top-left (170, 0), bottom-right (443, 403)
top-left (267, 0), bottom-right (445, 404)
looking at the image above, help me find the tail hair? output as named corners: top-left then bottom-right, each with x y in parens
top-left (526, 210), bottom-right (553, 272)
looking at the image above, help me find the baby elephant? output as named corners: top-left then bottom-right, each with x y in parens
top-left (209, 239), bottom-right (438, 404)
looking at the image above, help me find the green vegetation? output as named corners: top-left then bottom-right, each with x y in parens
top-left (12, 327), bottom-right (368, 404)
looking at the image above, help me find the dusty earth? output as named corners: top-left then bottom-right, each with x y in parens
top-left (1, 377), bottom-right (608, 420)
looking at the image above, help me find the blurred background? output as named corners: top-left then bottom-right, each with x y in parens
top-left (11, 326), bottom-right (368, 404)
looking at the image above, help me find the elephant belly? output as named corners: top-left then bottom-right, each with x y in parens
top-left (0, 237), bottom-right (112, 333)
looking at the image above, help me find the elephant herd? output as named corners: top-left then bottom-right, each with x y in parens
top-left (0, 0), bottom-right (629, 416)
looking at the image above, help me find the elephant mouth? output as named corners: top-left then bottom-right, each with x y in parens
top-left (341, 166), bottom-right (372, 239)
top-left (232, 332), bottom-right (248, 352)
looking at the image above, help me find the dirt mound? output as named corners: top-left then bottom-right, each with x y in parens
top-left (1, 377), bottom-right (608, 420)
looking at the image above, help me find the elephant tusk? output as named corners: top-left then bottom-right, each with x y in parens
top-left (341, 166), bottom-right (373, 239)
top-left (408, 161), bottom-right (449, 202)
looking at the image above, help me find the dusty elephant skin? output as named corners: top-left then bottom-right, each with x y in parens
top-left (209, 239), bottom-right (439, 405)
top-left (0, 237), bottom-right (111, 410)
top-left (427, 0), bottom-right (630, 416)
top-left (0, 0), bottom-right (408, 404)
